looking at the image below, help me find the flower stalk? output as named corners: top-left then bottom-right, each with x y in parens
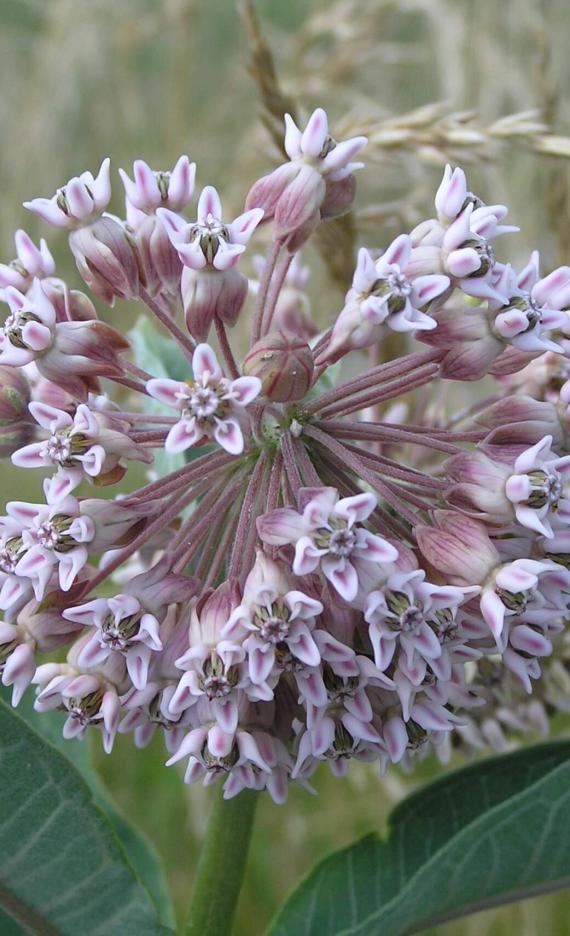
top-left (185, 788), bottom-right (259, 936)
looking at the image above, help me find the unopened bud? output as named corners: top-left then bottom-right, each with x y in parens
top-left (320, 174), bottom-right (357, 220)
top-left (181, 267), bottom-right (248, 342)
top-left (42, 280), bottom-right (98, 322)
top-left (243, 332), bottom-right (314, 402)
top-left (69, 216), bottom-right (142, 306)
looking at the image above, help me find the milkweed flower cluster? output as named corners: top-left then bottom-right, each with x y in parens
top-left (2, 109), bottom-right (570, 801)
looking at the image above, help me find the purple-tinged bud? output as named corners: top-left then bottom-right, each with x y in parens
top-left (243, 332), bottom-right (314, 402)
top-left (415, 510), bottom-right (500, 585)
top-left (24, 159), bottom-right (112, 230)
top-left (0, 365), bottom-right (34, 457)
top-left (133, 214), bottom-right (183, 299)
top-left (181, 267), bottom-right (248, 341)
top-left (69, 216), bottom-right (142, 306)
top-left (320, 173), bottom-right (357, 220)
top-left (36, 319), bottom-right (131, 400)
top-left (189, 580), bottom-right (242, 648)
top-left (41, 279), bottom-right (98, 323)
top-left (246, 109), bottom-right (366, 249)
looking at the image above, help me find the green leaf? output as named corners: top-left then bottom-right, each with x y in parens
top-left (268, 742), bottom-right (570, 936)
top-left (0, 688), bottom-right (175, 930)
top-left (0, 699), bottom-right (173, 936)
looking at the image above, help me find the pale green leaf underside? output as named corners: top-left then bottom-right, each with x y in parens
top-left (0, 699), bottom-right (171, 936)
top-left (268, 742), bottom-right (570, 936)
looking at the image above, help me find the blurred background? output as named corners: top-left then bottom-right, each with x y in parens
top-left (2, 0), bottom-right (570, 933)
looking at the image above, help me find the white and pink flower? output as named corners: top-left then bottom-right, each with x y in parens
top-left (146, 343), bottom-right (261, 455)
top-left (257, 487), bottom-right (398, 602)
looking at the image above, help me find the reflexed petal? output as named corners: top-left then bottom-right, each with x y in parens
top-left (480, 588), bottom-right (507, 642)
top-left (228, 208), bottom-right (264, 245)
top-left (384, 715), bottom-right (408, 763)
top-left (146, 377), bottom-right (187, 409)
top-left (352, 247), bottom-right (378, 293)
top-left (228, 376), bottom-right (261, 406)
top-left (301, 108), bottom-right (329, 158)
top-left (334, 491), bottom-right (376, 524)
top-left (169, 156), bottom-right (196, 207)
top-left (213, 418), bottom-right (244, 455)
top-left (382, 233), bottom-right (411, 270)
top-left (323, 137), bottom-right (367, 173)
top-left (322, 556), bottom-right (359, 602)
top-left (165, 418), bottom-right (201, 453)
top-left (283, 113), bottom-right (303, 159)
top-left (197, 186), bottom-right (223, 224)
top-left (293, 536), bottom-right (326, 575)
top-left (285, 590), bottom-right (323, 620)
top-left (193, 343), bottom-right (222, 382)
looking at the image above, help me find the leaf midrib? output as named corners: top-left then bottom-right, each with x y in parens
top-left (0, 881), bottom-right (60, 936)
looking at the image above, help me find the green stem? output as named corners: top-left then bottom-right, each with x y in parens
top-left (185, 789), bottom-right (259, 936)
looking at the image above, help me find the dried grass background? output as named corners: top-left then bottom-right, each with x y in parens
top-left (1, 0), bottom-right (570, 932)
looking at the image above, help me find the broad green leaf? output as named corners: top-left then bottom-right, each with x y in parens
top-left (268, 742), bottom-right (570, 936)
top-left (0, 688), bottom-right (175, 930)
top-left (0, 908), bottom-right (26, 935)
top-left (0, 699), bottom-right (173, 936)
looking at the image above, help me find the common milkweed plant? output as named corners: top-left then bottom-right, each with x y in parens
top-left (1, 106), bottom-right (570, 935)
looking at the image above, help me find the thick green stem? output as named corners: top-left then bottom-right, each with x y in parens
top-left (185, 789), bottom-right (258, 936)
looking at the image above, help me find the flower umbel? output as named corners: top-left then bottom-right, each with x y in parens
top-left (2, 113), bottom-right (570, 806)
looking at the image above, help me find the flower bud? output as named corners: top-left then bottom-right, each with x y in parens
top-left (243, 332), bottom-right (314, 402)
top-left (181, 267), bottom-right (248, 342)
top-left (0, 365), bottom-right (34, 456)
top-left (69, 216), bottom-right (141, 306)
top-left (41, 279), bottom-right (98, 323)
top-left (320, 173), bottom-right (357, 220)
top-left (133, 214), bottom-right (182, 299)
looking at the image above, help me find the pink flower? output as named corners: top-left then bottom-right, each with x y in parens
top-left (324, 237), bottom-right (448, 361)
top-left (0, 280), bottom-right (57, 368)
top-left (440, 204), bottom-right (508, 303)
top-left (490, 253), bottom-right (568, 353)
top-left (480, 559), bottom-right (570, 644)
top-left (223, 552), bottom-right (322, 687)
top-left (146, 343), bottom-right (261, 455)
top-left (157, 186), bottom-right (262, 339)
top-left (168, 583), bottom-right (250, 734)
top-left (6, 491), bottom-right (136, 600)
top-left (0, 595), bottom-right (82, 705)
top-left (0, 280), bottom-right (131, 399)
top-left (33, 637), bottom-right (126, 752)
top-left (447, 435), bottom-right (570, 538)
top-left (119, 156), bottom-right (196, 220)
top-left (257, 487), bottom-right (398, 602)
top-left (158, 186), bottom-right (263, 273)
top-left (24, 159), bottom-right (112, 229)
top-left (165, 703), bottom-right (273, 794)
top-left (0, 230), bottom-right (55, 294)
top-left (364, 570), bottom-right (479, 673)
top-left (246, 108), bottom-right (366, 245)
top-left (505, 436), bottom-right (570, 537)
top-left (282, 109), bottom-right (366, 181)
top-left (63, 594), bottom-right (163, 691)
top-left (12, 400), bottom-right (152, 495)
